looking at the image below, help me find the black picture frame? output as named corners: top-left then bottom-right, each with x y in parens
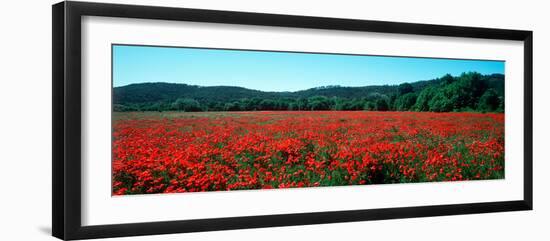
top-left (52, 1), bottom-right (533, 240)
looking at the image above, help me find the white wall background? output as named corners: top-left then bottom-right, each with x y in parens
top-left (0, 0), bottom-right (547, 240)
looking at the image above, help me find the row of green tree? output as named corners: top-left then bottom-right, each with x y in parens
top-left (113, 72), bottom-right (504, 113)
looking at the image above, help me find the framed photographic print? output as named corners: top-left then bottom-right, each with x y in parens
top-left (52, 1), bottom-right (533, 240)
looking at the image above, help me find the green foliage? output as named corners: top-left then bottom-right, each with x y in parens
top-left (413, 86), bottom-right (437, 111)
top-left (113, 72), bottom-right (504, 113)
top-left (397, 82), bottom-right (414, 95)
top-left (171, 98), bottom-right (202, 112)
top-left (394, 93), bottom-right (417, 111)
top-left (308, 96), bottom-right (330, 110)
top-left (478, 89), bottom-right (501, 112)
top-left (428, 92), bottom-right (454, 112)
top-left (363, 101), bottom-right (376, 111)
top-left (425, 72), bottom-right (493, 112)
top-left (441, 73), bottom-right (455, 85)
top-left (113, 104), bottom-right (137, 112)
top-left (375, 98), bottom-right (389, 111)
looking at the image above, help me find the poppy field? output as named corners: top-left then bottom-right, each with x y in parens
top-left (112, 111), bottom-right (504, 195)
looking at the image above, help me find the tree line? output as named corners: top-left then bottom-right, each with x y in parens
top-left (114, 72), bottom-right (504, 113)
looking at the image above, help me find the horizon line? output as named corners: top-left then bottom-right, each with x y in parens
top-left (113, 72), bottom-right (505, 93)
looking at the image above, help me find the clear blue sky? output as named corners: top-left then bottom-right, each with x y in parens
top-left (113, 45), bottom-right (504, 92)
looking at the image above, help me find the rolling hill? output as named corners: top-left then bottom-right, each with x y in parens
top-left (113, 73), bottom-right (504, 112)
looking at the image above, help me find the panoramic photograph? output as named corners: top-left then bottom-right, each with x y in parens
top-left (111, 44), bottom-right (505, 196)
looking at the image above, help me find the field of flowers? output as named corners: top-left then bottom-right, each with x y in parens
top-left (112, 111), bottom-right (504, 195)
